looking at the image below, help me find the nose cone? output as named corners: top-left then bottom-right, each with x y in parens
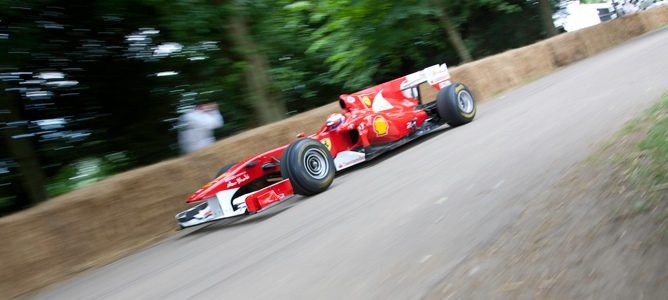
top-left (187, 179), bottom-right (219, 203)
top-left (186, 169), bottom-right (251, 203)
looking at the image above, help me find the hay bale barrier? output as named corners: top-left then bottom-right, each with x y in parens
top-left (0, 102), bottom-right (340, 299)
top-left (1, 7), bottom-right (667, 299)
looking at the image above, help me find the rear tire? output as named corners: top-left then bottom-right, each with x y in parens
top-left (436, 82), bottom-right (476, 126)
top-left (280, 138), bottom-right (335, 196)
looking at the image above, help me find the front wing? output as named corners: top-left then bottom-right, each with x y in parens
top-left (176, 179), bottom-right (294, 228)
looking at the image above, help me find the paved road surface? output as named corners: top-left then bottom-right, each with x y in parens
top-left (35, 28), bottom-right (668, 300)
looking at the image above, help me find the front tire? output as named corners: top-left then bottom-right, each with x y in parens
top-left (436, 82), bottom-right (476, 126)
top-left (280, 138), bottom-right (335, 196)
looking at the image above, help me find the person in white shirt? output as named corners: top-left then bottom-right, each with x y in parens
top-left (623, 0), bottom-right (639, 14)
top-left (178, 100), bottom-right (223, 154)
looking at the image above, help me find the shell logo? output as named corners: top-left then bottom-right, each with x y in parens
top-left (373, 116), bottom-right (388, 136)
top-left (362, 96), bottom-right (372, 107)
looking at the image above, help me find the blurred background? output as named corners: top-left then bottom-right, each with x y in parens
top-left (0, 0), bottom-right (655, 215)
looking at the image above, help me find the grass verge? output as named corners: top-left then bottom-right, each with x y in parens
top-left (616, 93), bottom-right (668, 234)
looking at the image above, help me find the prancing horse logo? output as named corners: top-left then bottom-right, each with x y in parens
top-left (320, 138), bottom-right (332, 151)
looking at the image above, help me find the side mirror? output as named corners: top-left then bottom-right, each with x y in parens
top-left (296, 132), bottom-right (305, 138)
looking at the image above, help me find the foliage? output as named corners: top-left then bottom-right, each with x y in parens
top-left (293, 0), bottom-right (539, 89)
top-left (46, 152), bottom-right (131, 197)
top-left (0, 0), bottom-right (551, 213)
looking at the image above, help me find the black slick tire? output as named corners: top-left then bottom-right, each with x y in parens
top-left (280, 138), bottom-right (335, 196)
top-left (436, 82), bottom-right (476, 126)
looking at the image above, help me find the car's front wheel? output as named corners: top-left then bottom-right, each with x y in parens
top-left (280, 138), bottom-right (335, 196)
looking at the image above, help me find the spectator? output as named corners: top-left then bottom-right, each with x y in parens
top-left (178, 100), bottom-right (223, 154)
top-left (623, 0), bottom-right (639, 14)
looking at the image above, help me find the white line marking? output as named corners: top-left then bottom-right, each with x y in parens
top-left (435, 197), bottom-right (448, 204)
top-left (494, 180), bottom-right (505, 189)
top-left (419, 255), bottom-right (432, 264)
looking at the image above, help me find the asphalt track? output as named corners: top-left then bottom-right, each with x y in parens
top-left (35, 28), bottom-right (668, 300)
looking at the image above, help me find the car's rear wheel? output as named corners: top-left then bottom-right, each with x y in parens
top-left (436, 82), bottom-right (476, 126)
top-left (280, 138), bottom-right (335, 196)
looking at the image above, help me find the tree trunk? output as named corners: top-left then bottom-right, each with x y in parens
top-left (0, 92), bottom-right (47, 206)
top-left (433, 1), bottom-right (472, 63)
top-left (539, 0), bottom-right (558, 37)
top-left (227, 14), bottom-right (286, 124)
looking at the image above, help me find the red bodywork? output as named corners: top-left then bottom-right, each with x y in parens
top-left (183, 64), bottom-right (451, 218)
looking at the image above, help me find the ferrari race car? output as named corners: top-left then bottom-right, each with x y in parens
top-left (176, 63), bottom-right (476, 229)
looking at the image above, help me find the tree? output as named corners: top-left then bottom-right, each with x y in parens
top-left (432, 0), bottom-right (473, 62)
top-left (157, 0), bottom-right (287, 125)
top-left (300, 0), bottom-right (526, 89)
top-left (0, 87), bottom-right (47, 207)
top-left (539, 0), bottom-right (559, 37)
top-left (227, 7), bottom-right (286, 124)
top-left (0, 0), bottom-right (181, 208)
top-left (300, 0), bottom-right (448, 89)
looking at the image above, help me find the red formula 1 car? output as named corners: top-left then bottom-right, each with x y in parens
top-left (176, 63), bottom-right (476, 229)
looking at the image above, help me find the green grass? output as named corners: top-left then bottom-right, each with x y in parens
top-left (637, 96), bottom-right (668, 186)
top-left (625, 93), bottom-right (668, 233)
top-left (590, 93), bottom-right (668, 235)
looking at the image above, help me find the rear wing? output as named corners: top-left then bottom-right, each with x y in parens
top-left (400, 64), bottom-right (452, 103)
top-left (402, 63), bottom-right (452, 91)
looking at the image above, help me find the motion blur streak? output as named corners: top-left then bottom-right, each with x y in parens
top-left (35, 27), bottom-right (668, 299)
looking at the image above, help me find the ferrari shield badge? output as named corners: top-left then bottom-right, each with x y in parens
top-left (320, 138), bottom-right (332, 150)
top-left (362, 96), bottom-right (372, 107)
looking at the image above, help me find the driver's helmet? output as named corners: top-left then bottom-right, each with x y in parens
top-left (326, 113), bottom-right (345, 130)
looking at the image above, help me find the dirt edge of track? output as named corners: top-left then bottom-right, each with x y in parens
top-left (424, 94), bottom-right (668, 299)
